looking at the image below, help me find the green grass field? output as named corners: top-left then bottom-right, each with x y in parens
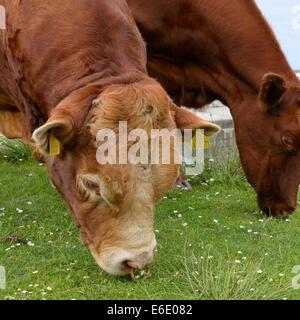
top-left (0, 139), bottom-right (300, 300)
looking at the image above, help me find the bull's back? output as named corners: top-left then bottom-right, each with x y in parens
top-left (0, 0), bottom-right (146, 111)
top-left (0, 0), bottom-right (146, 140)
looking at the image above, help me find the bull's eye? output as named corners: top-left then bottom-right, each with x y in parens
top-left (282, 135), bottom-right (296, 152)
top-left (145, 105), bottom-right (154, 114)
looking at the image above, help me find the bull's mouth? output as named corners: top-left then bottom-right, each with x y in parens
top-left (89, 244), bottom-right (156, 278)
top-left (260, 206), bottom-right (293, 219)
top-left (124, 260), bottom-right (152, 281)
top-left (128, 265), bottom-right (151, 281)
top-left (258, 200), bottom-right (295, 219)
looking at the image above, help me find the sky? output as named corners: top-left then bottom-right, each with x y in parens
top-left (256, 0), bottom-right (300, 70)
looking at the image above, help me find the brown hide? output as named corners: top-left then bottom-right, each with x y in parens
top-left (128, 0), bottom-right (300, 218)
top-left (0, 0), bottom-right (162, 276)
top-left (0, 0), bottom-right (220, 275)
top-left (0, 0), bottom-right (148, 140)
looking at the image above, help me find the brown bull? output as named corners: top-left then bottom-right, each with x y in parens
top-left (128, 0), bottom-right (300, 218)
top-left (0, 0), bottom-right (220, 276)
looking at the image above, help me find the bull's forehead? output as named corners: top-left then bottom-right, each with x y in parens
top-left (88, 81), bottom-right (176, 134)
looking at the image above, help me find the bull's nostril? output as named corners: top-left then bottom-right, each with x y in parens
top-left (270, 208), bottom-right (293, 219)
top-left (93, 248), bottom-right (156, 276)
top-left (121, 260), bottom-right (130, 270)
top-left (125, 260), bottom-right (142, 270)
top-left (120, 260), bottom-right (140, 274)
top-left (259, 202), bottom-right (295, 219)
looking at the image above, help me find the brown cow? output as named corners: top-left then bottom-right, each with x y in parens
top-left (128, 0), bottom-right (300, 218)
top-left (0, 0), bottom-right (219, 276)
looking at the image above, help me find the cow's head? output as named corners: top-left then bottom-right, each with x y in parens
top-left (32, 79), bottom-right (220, 276)
top-left (235, 74), bottom-right (300, 218)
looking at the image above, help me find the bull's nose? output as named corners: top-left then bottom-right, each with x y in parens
top-left (271, 208), bottom-right (294, 219)
top-left (90, 247), bottom-right (155, 276)
top-left (261, 206), bottom-right (295, 219)
top-left (257, 196), bottom-right (296, 219)
top-left (124, 252), bottom-right (155, 271)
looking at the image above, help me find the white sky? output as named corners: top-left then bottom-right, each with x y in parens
top-left (256, 0), bottom-right (300, 70)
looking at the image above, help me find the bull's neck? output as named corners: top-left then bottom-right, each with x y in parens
top-left (215, 61), bottom-right (298, 116)
top-left (212, 46), bottom-right (298, 111)
top-left (194, 0), bottom-right (298, 108)
top-left (43, 70), bottom-right (146, 118)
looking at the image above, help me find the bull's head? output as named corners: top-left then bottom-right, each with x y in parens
top-left (235, 74), bottom-right (300, 218)
top-left (32, 79), bottom-right (220, 276)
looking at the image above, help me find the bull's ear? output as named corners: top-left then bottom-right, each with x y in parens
top-left (32, 83), bottom-right (97, 155)
top-left (32, 118), bottom-right (73, 155)
top-left (171, 105), bottom-right (221, 136)
top-left (259, 73), bottom-right (286, 112)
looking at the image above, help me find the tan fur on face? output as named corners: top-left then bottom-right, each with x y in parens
top-left (90, 79), bottom-right (177, 137)
top-left (47, 79), bottom-right (216, 275)
top-left (87, 79), bottom-right (180, 203)
top-left (74, 80), bottom-right (180, 274)
top-left (71, 77), bottom-right (221, 274)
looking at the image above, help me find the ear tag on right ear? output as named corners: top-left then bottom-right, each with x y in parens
top-left (192, 134), bottom-right (211, 150)
top-left (49, 133), bottom-right (61, 156)
top-left (204, 135), bottom-right (211, 150)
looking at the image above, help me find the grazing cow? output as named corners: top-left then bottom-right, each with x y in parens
top-left (128, 0), bottom-right (300, 218)
top-left (0, 0), bottom-right (220, 276)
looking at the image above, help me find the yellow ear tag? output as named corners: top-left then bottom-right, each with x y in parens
top-left (204, 135), bottom-right (211, 149)
top-left (192, 134), bottom-right (211, 150)
top-left (49, 133), bottom-right (61, 156)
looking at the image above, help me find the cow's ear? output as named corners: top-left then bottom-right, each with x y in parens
top-left (259, 73), bottom-right (286, 112)
top-left (32, 84), bottom-right (96, 155)
top-left (171, 105), bottom-right (221, 136)
top-left (32, 118), bottom-right (73, 155)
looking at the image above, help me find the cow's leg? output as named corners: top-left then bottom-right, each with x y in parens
top-left (0, 90), bottom-right (46, 163)
top-left (176, 170), bottom-right (192, 191)
top-left (0, 109), bottom-right (23, 139)
top-left (0, 89), bottom-right (23, 139)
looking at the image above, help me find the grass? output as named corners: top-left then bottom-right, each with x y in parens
top-left (0, 138), bottom-right (32, 163)
top-left (0, 139), bottom-right (300, 300)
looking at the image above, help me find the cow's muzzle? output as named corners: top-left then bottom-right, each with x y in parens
top-left (89, 241), bottom-right (157, 277)
top-left (258, 199), bottom-right (295, 218)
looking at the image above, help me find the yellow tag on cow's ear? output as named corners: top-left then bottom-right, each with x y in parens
top-left (49, 133), bottom-right (61, 156)
top-left (192, 134), bottom-right (211, 150)
top-left (204, 135), bottom-right (211, 149)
